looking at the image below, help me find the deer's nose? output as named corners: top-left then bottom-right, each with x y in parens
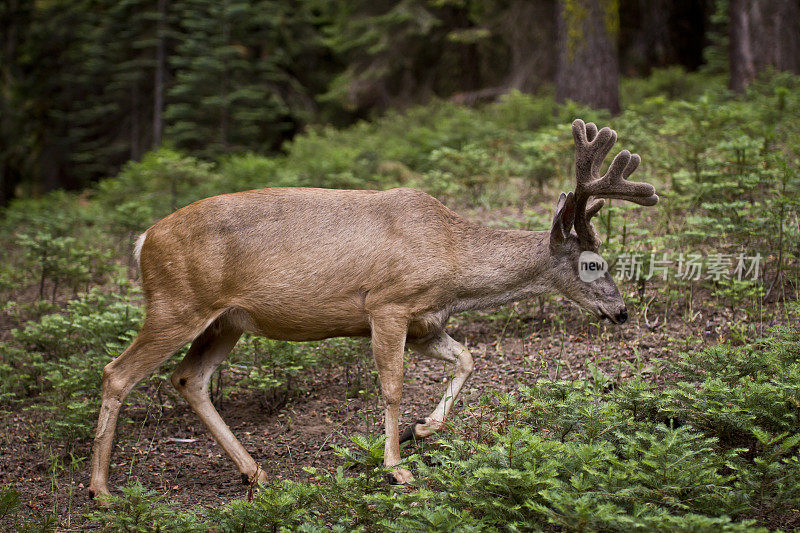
top-left (616, 309), bottom-right (628, 324)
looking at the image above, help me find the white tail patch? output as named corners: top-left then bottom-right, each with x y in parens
top-left (133, 232), bottom-right (147, 268)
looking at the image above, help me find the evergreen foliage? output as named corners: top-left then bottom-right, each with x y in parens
top-left (0, 69), bottom-right (799, 530)
top-left (166, 0), bottom-right (323, 159)
top-left (78, 323), bottom-right (800, 531)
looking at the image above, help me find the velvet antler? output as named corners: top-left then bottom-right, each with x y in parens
top-left (571, 119), bottom-right (659, 249)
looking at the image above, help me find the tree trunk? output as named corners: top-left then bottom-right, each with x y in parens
top-left (152, 0), bottom-right (166, 147)
top-left (131, 86), bottom-right (141, 160)
top-left (219, 0), bottom-right (230, 151)
top-left (1, 0), bottom-right (20, 206)
top-left (502, 0), bottom-right (557, 92)
top-left (556, 0), bottom-right (620, 114)
top-left (620, 0), bottom-right (671, 74)
top-left (0, 162), bottom-right (19, 207)
top-left (729, 0), bottom-right (800, 93)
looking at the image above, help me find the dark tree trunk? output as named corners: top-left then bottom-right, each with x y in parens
top-left (622, 0), bottom-right (671, 74)
top-left (556, 0), bottom-right (620, 114)
top-left (730, 0), bottom-right (800, 93)
top-left (502, 0), bottom-right (557, 92)
top-left (1, 0), bottom-right (21, 206)
top-left (619, 0), bottom-right (709, 75)
top-left (131, 86), bottom-right (141, 160)
top-left (219, 0), bottom-right (230, 151)
top-left (0, 162), bottom-right (19, 207)
top-left (152, 0), bottom-right (166, 147)
top-left (448, 0), bottom-right (557, 105)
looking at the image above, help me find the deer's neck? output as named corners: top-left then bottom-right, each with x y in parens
top-left (450, 224), bottom-right (553, 313)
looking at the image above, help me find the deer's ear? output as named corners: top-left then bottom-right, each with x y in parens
top-left (550, 192), bottom-right (576, 252)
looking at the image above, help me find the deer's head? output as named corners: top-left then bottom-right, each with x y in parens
top-left (547, 119), bottom-right (659, 325)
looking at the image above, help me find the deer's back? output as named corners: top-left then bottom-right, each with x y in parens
top-left (138, 187), bottom-right (463, 340)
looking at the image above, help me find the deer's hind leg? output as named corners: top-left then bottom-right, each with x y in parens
top-left (169, 316), bottom-right (268, 486)
top-left (90, 313), bottom-right (212, 499)
top-left (402, 332), bottom-right (474, 442)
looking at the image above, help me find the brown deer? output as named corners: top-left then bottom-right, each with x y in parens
top-left (89, 119), bottom-right (657, 498)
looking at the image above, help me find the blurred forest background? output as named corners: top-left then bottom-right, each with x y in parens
top-left (1, 0), bottom-right (797, 205)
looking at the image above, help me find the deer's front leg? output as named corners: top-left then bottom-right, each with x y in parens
top-left (403, 332), bottom-right (473, 441)
top-left (370, 314), bottom-right (412, 484)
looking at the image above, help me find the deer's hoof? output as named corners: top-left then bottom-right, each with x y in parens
top-left (88, 485), bottom-right (112, 506)
top-left (385, 468), bottom-right (414, 485)
top-left (242, 468), bottom-right (269, 485)
top-left (399, 419), bottom-right (427, 444)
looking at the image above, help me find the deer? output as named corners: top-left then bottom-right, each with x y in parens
top-left (88, 119), bottom-right (658, 498)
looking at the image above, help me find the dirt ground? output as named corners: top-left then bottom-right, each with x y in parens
top-left (0, 296), bottom-right (757, 531)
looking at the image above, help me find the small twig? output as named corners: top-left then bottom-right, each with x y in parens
top-left (496, 304), bottom-right (517, 346)
top-left (562, 357), bottom-right (576, 379)
top-left (286, 443), bottom-right (296, 479)
top-left (765, 163), bottom-right (788, 303)
top-left (644, 295), bottom-right (661, 330)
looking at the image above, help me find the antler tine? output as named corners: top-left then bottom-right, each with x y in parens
top-left (585, 198), bottom-right (604, 219)
top-left (585, 121), bottom-right (598, 141)
top-left (590, 150), bottom-right (658, 206)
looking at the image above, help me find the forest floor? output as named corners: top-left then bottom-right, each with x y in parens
top-left (1, 292), bottom-right (760, 531)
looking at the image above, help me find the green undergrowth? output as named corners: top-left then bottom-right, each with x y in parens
top-left (2, 69), bottom-right (800, 531)
top-left (0, 285), bottom-right (375, 447)
top-left (68, 320), bottom-right (800, 532)
top-left (2, 70), bottom-right (799, 313)
top-left (1, 69), bottom-right (798, 318)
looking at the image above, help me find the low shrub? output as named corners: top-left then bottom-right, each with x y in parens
top-left (88, 323), bottom-right (799, 531)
